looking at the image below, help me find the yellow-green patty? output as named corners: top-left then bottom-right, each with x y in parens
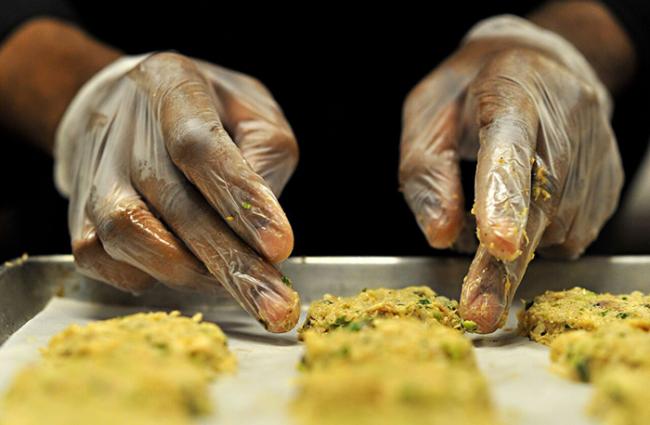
top-left (0, 311), bottom-right (235, 425)
top-left (590, 367), bottom-right (650, 425)
top-left (294, 314), bottom-right (498, 425)
top-left (550, 323), bottom-right (650, 382)
top-left (519, 287), bottom-right (650, 345)
top-left (299, 286), bottom-right (472, 337)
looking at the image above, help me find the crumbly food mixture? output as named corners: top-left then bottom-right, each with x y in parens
top-left (589, 367), bottom-right (650, 425)
top-left (550, 323), bottom-right (650, 382)
top-left (519, 287), bottom-right (650, 345)
top-left (0, 311), bottom-right (236, 425)
top-left (295, 291), bottom-right (499, 425)
top-left (300, 317), bottom-right (476, 371)
top-left (299, 286), bottom-right (471, 338)
top-left (520, 287), bottom-right (650, 424)
top-left (293, 360), bottom-right (496, 425)
top-left (43, 311), bottom-right (236, 376)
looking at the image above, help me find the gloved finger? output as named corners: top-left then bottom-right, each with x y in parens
top-left (72, 221), bottom-right (156, 294)
top-left (63, 109), bottom-right (161, 295)
top-left (469, 51), bottom-right (540, 261)
top-left (84, 108), bottom-right (220, 295)
top-left (131, 141), bottom-right (300, 333)
top-left (399, 45), bottom-right (496, 249)
top-left (460, 200), bottom-right (550, 333)
top-left (541, 121), bottom-right (623, 258)
top-left (142, 54), bottom-right (293, 264)
top-left (87, 191), bottom-right (221, 293)
top-left (535, 133), bottom-right (590, 254)
top-left (399, 100), bottom-right (465, 248)
top-left (205, 65), bottom-right (298, 196)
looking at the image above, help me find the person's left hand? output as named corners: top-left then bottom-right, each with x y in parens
top-left (399, 16), bottom-right (624, 332)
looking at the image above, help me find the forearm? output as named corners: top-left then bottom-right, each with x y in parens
top-left (0, 18), bottom-right (120, 153)
top-left (529, 0), bottom-right (636, 94)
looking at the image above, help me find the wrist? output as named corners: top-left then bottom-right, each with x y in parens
top-left (529, 0), bottom-right (636, 95)
top-left (464, 15), bottom-right (612, 117)
top-left (0, 18), bottom-right (121, 153)
top-left (55, 54), bottom-right (149, 196)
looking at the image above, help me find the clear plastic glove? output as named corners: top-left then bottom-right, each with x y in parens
top-left (399, 16), bottom-right (623, 333)
top-left (55, 52), bottom-right (300, 332)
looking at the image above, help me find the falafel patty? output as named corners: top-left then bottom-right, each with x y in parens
top-left (550, 323), bottom-right (650, 382)
top-left (43, 311), bottom-right (236, 376)
top-left (519, 287), bottom-right (650, 345)
top-left (293, 360), bottom-right (496, 425)
top-left (294, 317), bottom-right (497, 425)
top-left (589, 367), bottom-right (650, 425)
top-left (299, 286), bottom-right (468, 337)
top-left (300, 317), bottom-right (476, 370)
top-left (0, 311), bottom-right (236, 425)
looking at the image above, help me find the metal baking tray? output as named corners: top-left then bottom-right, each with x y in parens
top-left (2, 255), bottom-right (650, 425)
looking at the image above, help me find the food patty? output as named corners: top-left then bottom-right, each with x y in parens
top-left (1, 354), bottom-right (211, 425)
top-left (300, 317), bottom-right (476, 371)
top-left (0, 311), bottom-right (235, 425)
top-left (589, 367), bottom-right (650, 425)
top-left (294, 305), bottom-right (498, 425)
top-left (299, 286), bottom-right (473, 337)
top-left (550, 323), bottom-right (650, 382)
top-left (519, 287), bottom-right (650, 345)
top-left (43, 311), bottom-right (236, 376)
top-left (293, 360), bottom-right (496, 425)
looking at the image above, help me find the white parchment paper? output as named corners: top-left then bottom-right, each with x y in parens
top-left (0, 297), bottom-right (598, 425)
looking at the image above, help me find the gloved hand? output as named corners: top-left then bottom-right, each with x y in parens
top-left (399, 16), bottom-right (623, 333)
top-left (55, 52), bottom-right (300, 332)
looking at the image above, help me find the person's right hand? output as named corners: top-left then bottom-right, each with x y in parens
top-left (55, 52), bottom-right (300, 332)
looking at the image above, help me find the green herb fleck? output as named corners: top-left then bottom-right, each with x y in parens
top-left (241, 201), bottom-right (252, 210)
top-left (330, 316), bottom-right (351, 329)
top-left (281, 275), bottom-right (292, 287)
top-left (462, 320), bottom-right (478, 332)
top-left (345, 322), bottom-right (363, 332)
top-left (297, 356), bottom-right (308, 371)
top-left (442, 342), bottom-right (466, 361)
top-left (617, 312), bottom-right (629, 319)
top-left (399, 383), bottom-right (422, 403)
top-left (575, 359), bottom-right (590, 382)
top-left (153, 341), bottom-right (169, 352)
top-left (344, 319), bottom-right (372, 332)
top-left (600, 310), bottom-right (609, 317)
top-left (418, 298), bottom-right (431, 305)
top-left (184, 393), bottom-right (208, 415)
top-left (607, 388), bottom-right (624, 403)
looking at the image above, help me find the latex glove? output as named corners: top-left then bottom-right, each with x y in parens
top-left (55, 52), bottom-right (300, 332)
top-left (399, 16), bottom-right (623, 333)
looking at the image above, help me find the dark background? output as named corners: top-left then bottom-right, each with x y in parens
top-left (1, 2), bottom-right (648, 261)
